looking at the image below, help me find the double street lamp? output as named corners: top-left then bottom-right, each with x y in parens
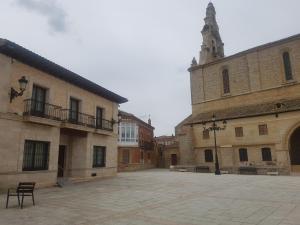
top-left (202, 114), bottom-right (227, 175)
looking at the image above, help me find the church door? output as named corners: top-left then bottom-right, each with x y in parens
top-left (290, 127), bottom-right (300, 172)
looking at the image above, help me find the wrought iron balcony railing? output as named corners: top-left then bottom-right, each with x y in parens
top-left (23, 99), bottom-right (62, 120)
top-left (23, 99), bottom-right (114, 131)
top-left (96, 119), bottom-right (113, 131)
top-left (61, 109), bottom-right (96, 128)
top-left (139, 140), bottom-right (154, 150)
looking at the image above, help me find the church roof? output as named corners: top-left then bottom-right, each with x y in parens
top-left (190, 33), bottom-right (300, 71)
top-left (185, 98), bottom-right (300, 125)
top-left (0, 39), bottom-right (128, 104)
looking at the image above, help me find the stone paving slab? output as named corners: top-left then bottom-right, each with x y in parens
top-left (1, 169), bottom-right (300, 225)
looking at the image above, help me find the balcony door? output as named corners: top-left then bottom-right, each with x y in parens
top-left (69, 98), bottom-right (79, 123)
top-left (31, 85), bottom-right (46, 116)
top-left (96, 107), bottom-right (103, 128)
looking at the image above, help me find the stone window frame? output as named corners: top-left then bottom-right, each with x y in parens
top-left (235, 127), bottom-right (244, 137)
top-left (95, 106), bottom-right (105, 128)
top-left (22, 140), bottom-right (50, 171)
top-left (202, 129), bottom-right (210, 139)
top-left (239, 148), bottom-right (248, 162)
top-left (261, 147), bottom-right (272, 162)
top-left (258, 124), bottom-right (268, 136)
top-left (93, 146), bottom-right (106, 168)
top-left (220, 66), bottom-right (231, 97)
top-left (282, 52), bottom-right (293, 81)
top-left (204, 149), bottom-right (214, 162)
top-left (279, 48), bottom-right (296, 84)
top-left (69, 97), bottom-right (81, 122)
top-left (31, 82), bottom-right (50, 103)
top-left (68, 93), bottom-right (83, 113)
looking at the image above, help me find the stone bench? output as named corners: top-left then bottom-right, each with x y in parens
top-left (194, 166), bottom-right (210, 173)
top-left (239, 167), bottom-right (257, 175)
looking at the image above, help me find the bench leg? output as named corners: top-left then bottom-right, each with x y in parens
top-left (6, 191), bottom-right (9, 209)
top-left (21, 193), bottom-right (24, 209)
top-left (32, 193), bottom-right (35, 206)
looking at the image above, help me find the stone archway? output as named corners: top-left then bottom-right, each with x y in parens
top-left (290, 127), bottom-right (300, 172)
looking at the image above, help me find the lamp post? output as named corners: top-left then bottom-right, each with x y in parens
top-left (202, 114), bottom-right (227, 175)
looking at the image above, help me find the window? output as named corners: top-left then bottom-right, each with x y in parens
top-left (118, 122), bottom-right (138, 143)
top-left (212, 40), bottom-right (216, 56)
top-left (204, 149), bottom-right (213, 162)
top-left (235, 127), bottom-right (244, 137)
top-left (23, 140), bottom-right (49, 171)
top-left (96, 107), bottom-right (103, 128)
top-left (93, 146), bottom-right (106, 168)
top-left (31, 85), bottom-right (46, 115)
top-left (203, 130), bottom-right (210, 139)
top-left (122, 149), bottom-right (130, 164)
top-left (283, 52), bottom-right (293, 81)
top-left (258, 124), bottom-right (268, 135)
top-left (69, 98), bottom-right (79, 122)
top-left (147, 152), bottom-right (151, 160)
top-left (261, 148), bottom-right (272, 161)
top-left (239, 148), bottom-right (248, 162)
top-left (222, 69), bottom-right (230, 94)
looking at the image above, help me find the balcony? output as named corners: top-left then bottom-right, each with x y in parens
top-left (139, 140), bottom-right (154, 150)
top-left (96, 119), bottom-right (114, 131)
top-left (61, 109), bottom-right (96, 128)
top-left (23, 99), bottom-right (114, 132)
top-left (23, 99), bottom-right (62, 120)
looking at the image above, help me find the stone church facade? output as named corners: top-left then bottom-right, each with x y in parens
top-left (176, 3), bottom-right (300, 175)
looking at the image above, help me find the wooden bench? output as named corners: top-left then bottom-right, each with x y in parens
top-left (6, 182), bottom-right (36, 209)
top-left (239, 167), bottom-right (257, 175)
top-left (194, 166), bottom-right (210, 173)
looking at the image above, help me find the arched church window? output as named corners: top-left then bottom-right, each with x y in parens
top-left (212, 40), bottom-right (216, 56)
top-left (222, 69), bottom-right (230, 94)
top-left (283, 52), bottom-right (293, 81)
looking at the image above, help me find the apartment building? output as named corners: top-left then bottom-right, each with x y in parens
top-left (0, 39), bottom-right (127, 189)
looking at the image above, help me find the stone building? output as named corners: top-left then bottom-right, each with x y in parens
top-left (155, 135), bottom-right (180, 168)
top-left (176, 3), bottom-right (300, 175)
top-left (117, 111), bottom-right (156, 171)
top-left (0, 39), bottom-right (127, 189)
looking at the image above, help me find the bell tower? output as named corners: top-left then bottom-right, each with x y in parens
top-left (199, 2), bottom-right (224, 65)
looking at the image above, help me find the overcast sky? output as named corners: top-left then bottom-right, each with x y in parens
top-left (1, 0), bottom-right (300, 136)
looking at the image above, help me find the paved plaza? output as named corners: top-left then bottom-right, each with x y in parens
top-left (1, 169), bottom-right (300, 225)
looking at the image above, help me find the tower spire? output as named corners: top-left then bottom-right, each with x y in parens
top-left (199, 2), bottom-right (224, 65)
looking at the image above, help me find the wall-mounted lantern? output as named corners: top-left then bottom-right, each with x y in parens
top-left (10, 76), bottom-right (28, 102)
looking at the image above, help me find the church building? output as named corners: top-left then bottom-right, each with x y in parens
top-left (176, 2), bottom-right (300, 175)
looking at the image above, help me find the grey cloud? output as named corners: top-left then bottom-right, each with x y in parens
top-left (15, 0), bottom-right (67, 33)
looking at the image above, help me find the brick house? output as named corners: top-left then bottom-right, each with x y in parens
top-left (118, 111), bottom-right (156, 171)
